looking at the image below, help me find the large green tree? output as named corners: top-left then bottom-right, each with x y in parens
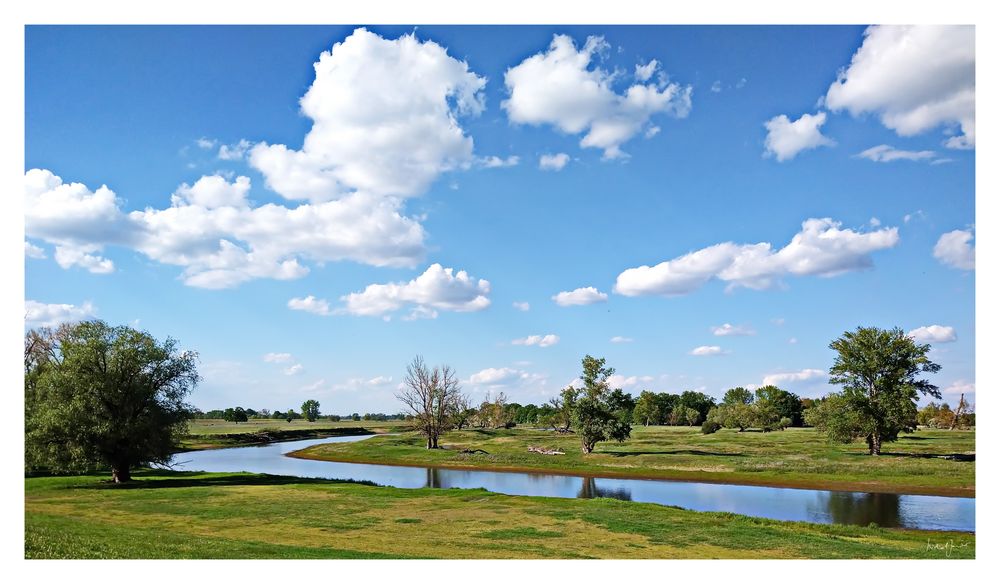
top-left (572, 356), bottom-right (631, 453)
top-left (301, 399), bottom-right (321, 422)
top-left (632, 390), bottom-right (661, 426)
top-left (754, 385), bottom-right (804, 428)
top-left (823, 326), bottom-right (941, 455)
top-left (25, 321), bottom-right (199, 482)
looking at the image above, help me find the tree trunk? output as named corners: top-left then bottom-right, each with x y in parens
top-left (868, 434), bottom-right (881, 456)
top-left (581, 442), bottom-right (594, 454)
top-left (426, 434), bottom-right (434, 449)
top-left (111, 464), bottom-right (131, 483)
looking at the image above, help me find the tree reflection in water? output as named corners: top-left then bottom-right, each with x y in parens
top-left (577, 477), bottom-right (633, 501)
top-left (817, 491), bottom-right (903, 527)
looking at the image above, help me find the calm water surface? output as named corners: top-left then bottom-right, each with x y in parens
top-left (169, 435), bottom-right (974, 532)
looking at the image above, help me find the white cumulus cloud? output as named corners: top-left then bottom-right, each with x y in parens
top-left (512, 301), bottom-right (531, 312)
top-left (23, 29), bottom-right (496, 289)
top-left (25, 300), bottom-right (96, 328)
top-left (512, 334), bottom-right (560, 348)
top-left (339, 263), bottom-right (490, 319)
top-left (263, 352), bottom-right (293, 363)
top-left (933, 229), bottom-right (975, 271)
top-left (615, 218), bottom-right (899, 297)
top-left (908, 325), bottom-right (957, 343)
top-left (283, 363), bottom-right (304, 376)
top-left (825, 25), bottom-right (975, 149)
top-left (288, 295), bottom-right (333, 316)
top-left (552, 286), bottom-right (608, 306)
top-left (539, 152), bottom-right (570, 171)
top-left (764, 112), bottom-right (834, 161)
top-left (610, 336), bottom-right (633, 344)
top-left (53, 246), bottom-right (114, 274)
top-left (250, 28), bottom-right (486, 202)
top-left (503, 35), bottom-right (692, 159)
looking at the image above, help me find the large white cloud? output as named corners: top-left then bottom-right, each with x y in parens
top-left (615, 218), bottom-right (899, 297)
top-left (933, 229), bottom-right (975, 271)
top-left (552, 286), bottom-right (608, 306)
top-left (250, 28), bottom-right (486, 202)
top-left (763, 112), bottom-right (834, 161)
top-left (339, 263), bottom-right (490, 319)
top-left (26, 170), bottom-right (427, 289)
top-left (908, 325), bottom-right (957, 344)
top-left (24, 29), bottom-right (495, 289)
top-left (503, 34), bottom-right (691, 159)
top-left (25, 300), bottom-right (96, 328)
top-left (825, 25), bottom-right (975, 149)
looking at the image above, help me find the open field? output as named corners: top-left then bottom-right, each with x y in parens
top-left (24, 470), bottom-right (974, 559)
top-left (294, 425), bottom-right (975, 497)
top-left (179, 419), bottom-right (404, 450)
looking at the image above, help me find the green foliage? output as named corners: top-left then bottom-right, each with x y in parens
top-left (301, 399), bottom-right (321, 422)
top-left (222, 407), bottom-right (248, 423)
top-left (24, 321), bottom-right (199, 482)
top-left (754, 385), bottom-right (804, 427)
top-left (723, 387), bottom-right (754, 406)
top-left (633, 391), bottom-right (662, 426)
top-left (572, 355), bottom-right (632, 453)
top-left (711, 402), bottom-right (755, 431)
top-left (824, 326), bottom-right (941, 455)
top-left (678, 391), bottom-right (716, 422)
top-left (701, 420), bottom-right (722, 434)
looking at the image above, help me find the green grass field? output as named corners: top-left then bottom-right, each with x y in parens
top-left (24, 470), bottom-right (974, 559)
top-left (295, 425), bottom-right (975, 497)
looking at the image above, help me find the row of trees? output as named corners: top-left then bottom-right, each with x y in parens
top-left (706, 385), bottom-right (804, 432)
top-left (396, 354), bottom-right (634, 453)
top-left (195, 400), bottom-right (321, 423)
top-left (25, 320), bottom-right (971, 484)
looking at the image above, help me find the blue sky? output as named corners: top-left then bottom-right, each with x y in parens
top-left (24, 25), bottom-right (975, 414)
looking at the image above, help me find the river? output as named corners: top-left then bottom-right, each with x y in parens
top-left (168, 434), bottom-right (974, 532)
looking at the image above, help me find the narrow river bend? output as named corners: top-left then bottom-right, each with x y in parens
top-left (168, 435), bottom-right (974, 533)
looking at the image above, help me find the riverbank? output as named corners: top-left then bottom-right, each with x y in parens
top-left (24, 470), bottom-right (975, 559)
top-left (178, 419), bottom-right (402, 451)
top-left (292, 426), bottom-right (975, 498)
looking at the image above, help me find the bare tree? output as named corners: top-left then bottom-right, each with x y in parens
top-left (396, 356), bottom-right (464, 449)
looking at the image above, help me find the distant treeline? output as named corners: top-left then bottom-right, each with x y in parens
top-left (190, 407), bottom-right (406, 423)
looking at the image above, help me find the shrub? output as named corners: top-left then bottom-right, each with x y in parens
top-left (701, 420), bottom-right (721, 434)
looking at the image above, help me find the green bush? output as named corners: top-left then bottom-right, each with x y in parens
top-left (701, 420), bottom-right (721, 434)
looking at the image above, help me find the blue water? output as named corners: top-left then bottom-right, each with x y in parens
top-left (168, 435), bottom-right (975, 532)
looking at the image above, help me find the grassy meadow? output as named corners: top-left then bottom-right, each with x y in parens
top-left (295, 425), bottom-right (975, 497)
top-left (24, 470), bottom-right (974, 559)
